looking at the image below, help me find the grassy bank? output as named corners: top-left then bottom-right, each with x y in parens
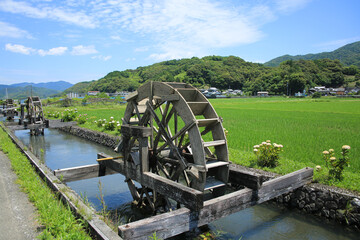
top-left (0, 123), bottom-right (91, 240)
top-left (44, 97), bottom-right (360, 192)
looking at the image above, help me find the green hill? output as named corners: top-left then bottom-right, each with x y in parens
top-left (67, 55), bottom-right (359, 96)
top-left (264, 41), bottom-right (360, 67)
top-left (63, 81), bottom-right (94, 94)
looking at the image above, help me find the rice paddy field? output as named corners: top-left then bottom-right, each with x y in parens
top-left (45, 97), bottom-right (360, 192)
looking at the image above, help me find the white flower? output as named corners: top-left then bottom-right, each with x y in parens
top-left (342, 145), bottom-right (351, 150)
top-left (266, 140), bottom-right (271, 143)
top-left (253, 149), bottom-right (258, 152)
top-left (316, 165), bottom-right (321, 171)
top-left (253, 145), bottom-right (260, 148)
top-left (322, 150), bottom-right (329, 155)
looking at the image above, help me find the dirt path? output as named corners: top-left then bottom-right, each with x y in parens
top-left (0, 151), bottom-right (40, 240)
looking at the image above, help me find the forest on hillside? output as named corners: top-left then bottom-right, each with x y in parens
top-left (264, 41), bottom-right (360, 67)
top-left (68, 56), bottom-right (360, 96)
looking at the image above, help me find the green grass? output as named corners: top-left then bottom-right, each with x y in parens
top-left (45, 103), bottom-right (126, 135)
top-left (44, 97), bottom-right (360, 192)
top-left (0, 124), bottom-right (91, 240)
top-left (211, 97), bottom-right (360, 192)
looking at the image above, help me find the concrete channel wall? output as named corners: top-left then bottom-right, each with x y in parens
top-left (58, 125), bottom-right (360, 230)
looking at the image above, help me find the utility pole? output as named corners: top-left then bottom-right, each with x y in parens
top-left (287, 82), bottom-right (289, 96)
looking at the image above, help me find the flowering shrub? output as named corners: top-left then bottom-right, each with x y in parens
top-left (104, 117), bottom-right (116, 131)
top-left (95, 119), bottom-right (106, 128)
top-left (323, 145), bottom-right (351, 180)
top-left (61, 109), bottom-right (78, 122)
top-left (94, 117), bottom-right (121, 132)
top-left (253, 140), bottom-right (283, 167)
top-left (77, 113), bottom-right (88, 125)
top-left (46, 111), bottom-right (60, 118)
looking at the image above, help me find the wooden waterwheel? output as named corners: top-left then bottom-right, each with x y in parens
top-left (116, 82), bottom-right (229, 210)
top-left (25, 96), bottom-right (45, 135)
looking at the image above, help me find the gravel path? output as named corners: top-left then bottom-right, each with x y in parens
top-left (0, 151), bottom-right (40, 240)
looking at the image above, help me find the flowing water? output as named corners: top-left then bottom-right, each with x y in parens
top-left (14, 128), bottom-right (359, 239)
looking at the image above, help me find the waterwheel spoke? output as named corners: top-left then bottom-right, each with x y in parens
top-left (153, 102), bottom-right (170, 151)
top-left (146, 101), bottom-right (187, 170)
top-left (157, 121), bottom-right (196, 153)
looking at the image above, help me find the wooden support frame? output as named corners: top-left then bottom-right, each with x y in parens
top-left (52, 152), bottom-right (313, 240)
top-left (118, 167), bottom-right (313, 240)
top-left (97, 152), bottom-right (203, 210)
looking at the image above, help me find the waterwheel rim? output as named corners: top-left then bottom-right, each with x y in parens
top-left (121, 81), bottom-right (229, 192)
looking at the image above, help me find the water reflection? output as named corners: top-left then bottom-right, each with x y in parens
top-left (14, 129), bottom-right (359, 240)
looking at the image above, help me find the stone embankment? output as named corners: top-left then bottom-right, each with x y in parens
top-left (57, 124), bottom-right (360, 230)
top-left (58, 125), bottom-right (120, 149)
top-left (276, 184), bottom-right (360, 229)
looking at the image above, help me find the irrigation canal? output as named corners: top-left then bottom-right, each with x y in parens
top-left (12, 128), bottom-right (358, 239)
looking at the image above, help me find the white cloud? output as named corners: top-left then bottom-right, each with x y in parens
top-left (315, 37), bottom-right (360, 51)
top-left (0, 0), bottom-right (96, 28)
top-left (105, 0), bottom-right (268, 60)
top-left (91, 55), bottom-right (112, 61)
top-left (1, 0), bottom-right (313, 61)
top-left (38, 46), bottom-right (68, 56)
top-left (71, 45), bottom-right (98, 55)
top-left (0, 21), bottom-right (32, 38)
top-left (134, 46), bottom-right (149, 52)
top-left (275, 0), bottom-right (312, 14)
top-left (5, 43), bottom-right (35, 55)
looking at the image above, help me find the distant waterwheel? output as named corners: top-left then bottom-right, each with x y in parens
top-left (116, 81), bottom-right (229, 211)
top-left (25, 96), bottom-right (45, 135)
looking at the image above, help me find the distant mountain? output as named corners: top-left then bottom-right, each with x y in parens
top-left (0, 85), bottom-right (60, 99)
top-left (63, 81), bottom-right (94, 94)
top-left (10, 81), bottom-right (73, 91)
top-left (264, 41), bottom-right (360, 67)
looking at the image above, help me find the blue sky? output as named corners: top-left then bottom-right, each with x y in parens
top-left (1, 0), bottom-right (359, 85)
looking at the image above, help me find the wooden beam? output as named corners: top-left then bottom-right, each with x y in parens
top-left (228, 165), bottom-right (265, 190)
top-left (97, 153), bottom-right (203, 210)
top-left (118, 167), bottom-right (313, 240)
top-left (53, 164), bottom-right (118, 182)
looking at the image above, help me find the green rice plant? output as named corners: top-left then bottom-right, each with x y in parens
top-left (44, 98), bottom-right (360, 192)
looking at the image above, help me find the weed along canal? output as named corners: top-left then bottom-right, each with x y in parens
top-left (14, 128), bottom-right (358, 240)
